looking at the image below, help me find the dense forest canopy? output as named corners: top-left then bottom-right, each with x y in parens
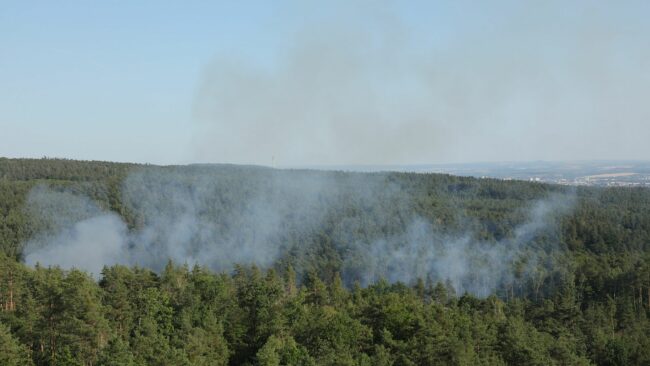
top-left (1, 157), bottom-right (650, 365)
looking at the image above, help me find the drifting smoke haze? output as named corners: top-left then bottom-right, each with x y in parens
top-left (24, 167), bottom-right (340, 275)
top-left (193, 1), bottom-right (650, 166)
top-left (342, 194), bottom-right (574, 294)
top-left (23, 167), bottom-right (574, 296)
top-left (2, 2), bottom-right (649, 165)
top-left (24, 187), bottom-right (129, 272)
top-left (14, 1), bottom-right (618, 296)
top-left (119, 167), bottom-right (334, 271)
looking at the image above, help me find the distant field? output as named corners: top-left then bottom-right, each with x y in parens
top-left (586, 172), bottom-right (638, 179)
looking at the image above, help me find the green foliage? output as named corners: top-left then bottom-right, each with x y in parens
top-left (0, 259), bottom-right (648, 365)
top-left (96, 337), bottom-right (137, 366)
top-left (0, 321), bottom-right (33, 366)
top-left (0, 158), bottom-right (649, 365)
top-left (256, 334), bottom-right (314, 366)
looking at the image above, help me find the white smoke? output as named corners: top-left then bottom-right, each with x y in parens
top-left (24, 187), bottom-right (129, 276)
top-left (22, 168), bottom-right (574, 295)
top-left (23, 167), bottom-right (336, 275)
top-left (25, 215), bottom-right (127, 275)
top-left (341, 194), bottom-right (574, 295)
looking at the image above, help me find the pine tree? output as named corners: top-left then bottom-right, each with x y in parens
top-left (0, 322), bottom-right (33, 366)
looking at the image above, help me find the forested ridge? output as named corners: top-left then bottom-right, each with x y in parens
top-left (1, 157), bottom-right (650, 365)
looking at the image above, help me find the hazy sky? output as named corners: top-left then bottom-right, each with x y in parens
top-left (1, 1), bottom-right (649, 166)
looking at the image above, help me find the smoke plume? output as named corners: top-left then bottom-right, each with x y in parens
top-left (23, 167), bottom-right (574, 297)
top-left (192, 1), bottom-right (650, 166)
top-left (24, 187), bottom-right (128, 273)
top-left (340, 194), bottom-right (574, 295)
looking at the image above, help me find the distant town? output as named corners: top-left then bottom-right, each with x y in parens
top-left (425, 161), bottom-right (650, 187)
top-left (302, 161), bottom-right (650, 187)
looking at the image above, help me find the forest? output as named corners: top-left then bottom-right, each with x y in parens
top-left (1, 157), bottom-right (650, 365)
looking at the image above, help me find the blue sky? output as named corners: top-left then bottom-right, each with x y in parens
top-left (1, 1), bottom-right (649, 165)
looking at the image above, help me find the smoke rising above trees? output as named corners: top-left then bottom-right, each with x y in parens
top-left (192, 1), bottom-right (650, 166)
top-left (23, 165), bottom-right (573, 297)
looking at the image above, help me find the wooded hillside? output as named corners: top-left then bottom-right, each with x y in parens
top-left (1, 158), bottom-right (649, 365)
